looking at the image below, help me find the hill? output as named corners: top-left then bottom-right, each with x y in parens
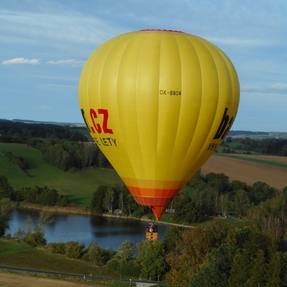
top-left (0, 143), bottom-right (121, 206)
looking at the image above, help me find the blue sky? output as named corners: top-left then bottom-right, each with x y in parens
top-left (0, 0), bottom-right (286, 131)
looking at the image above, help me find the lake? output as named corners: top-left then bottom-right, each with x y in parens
top-left (5, 209), bottom-right (169, 249)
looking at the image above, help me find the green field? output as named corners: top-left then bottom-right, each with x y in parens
top-left (0, 239), bottom-right (116, 277)
top-left (221, 154), bottom-right (287, 169)
top-left (0, 239), bottom-right (33, 255)
top-left (0, 143), bottom-right (121, 206)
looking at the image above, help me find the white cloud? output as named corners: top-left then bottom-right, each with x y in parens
top-left (0, 9), bottom-right (124, 49)
top-left (2, 57), bottom-right (40, 65)
top-left (47, 59), bottom-right (83, 65)
top-left (209, 37), bottom-right (272, 47)
top-left (271, 83), bottom-right (287, 90)
top-left (241, 83), bottom-right (287, 95)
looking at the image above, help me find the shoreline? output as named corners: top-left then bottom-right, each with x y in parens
top-left (17, 202), bottom-right (194, 229)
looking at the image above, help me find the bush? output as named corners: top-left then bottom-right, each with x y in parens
top-left (16, 186), bottom-right (68, 206)
top-left (23, 225), bottom-right (46, 247)
top-left (47, 242), bottom-right (66, 254)
top-left (65, 241), bottom-right (84, 259)
top-left (85, 242), bottom-right (106, 266)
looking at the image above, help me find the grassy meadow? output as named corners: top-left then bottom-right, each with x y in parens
top-left (0, 239), bottom-right (115, 277)
top-left (0, 143), bottom-right (121, 206)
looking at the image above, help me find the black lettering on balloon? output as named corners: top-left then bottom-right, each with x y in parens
top-left (213, 108), bottom-right (233, 140)
top-left (81, 109), bottom-right (91, 132)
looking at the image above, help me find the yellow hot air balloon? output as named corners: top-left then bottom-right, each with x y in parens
top-left (79, 29), bottom-right (240, 220)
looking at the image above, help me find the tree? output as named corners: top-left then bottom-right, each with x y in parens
top-left (86, 242), bottom-right (105, 266)
top-left (136, 240), bottom-right (166, 280)
top-left (281, 253), bottom-right (287, 287)
top-left (90, 186), bottom-right (106, 213)
top-left (23, 225), bottom-right (46, 247)
top-left (228, 251), bottom-right (250, 287)
top-left (249, 182), bottom-right (277, 205)
top-left (166, 222), bottom-right (231, 287)
top-left (230, 180), bottom-right (248, 191)
top-left (204, 173), bottom-right (230, 193)
top-left (65, 241), bottom-right (84, 259)
top-left (0, 175), bottom-right (13, 198)
top-left (0, 198), bottom-right (13, 236)
top-left (266, 252), bottom-right (281, 287)
top-left (247, 193), bottom-right (287, 242)
top-left (0, 216), bottom-right (7, 236)
top-left (246, 249), bottom-right (266, 287)
top-left (107, 241), bottom-right (138, 277)
top-left (229, 189), bottom-right (251, 217)
top-left (190, 244), bottom-right (235, 287)
top-left (103, 186), bottom-right (116, 213)
top-left (47, 242), bottom-right (66, 254)
top-left (116, 240), bottom-right (133, 263)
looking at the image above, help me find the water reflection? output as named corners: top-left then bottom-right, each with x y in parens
top-left (5, 209), bottom-right (168, 249)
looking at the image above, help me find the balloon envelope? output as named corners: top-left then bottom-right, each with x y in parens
top-left (78, 30), bottom-right (240, 220)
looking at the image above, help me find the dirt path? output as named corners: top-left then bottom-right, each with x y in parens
top-left (0, 272), bottom-right (96, 287)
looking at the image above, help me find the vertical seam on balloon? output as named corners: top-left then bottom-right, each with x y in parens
top-left (217, 50), bottom-right (234, 115)
top-left (103, 40), bottom-right (129, 173)
top-left (154, 35), bottom-right (162, 184)
top-left (183, 36), bottom-right (203, 168)
top-left (116, 37), bottom-right (138, 180)
top-left (87, 45), bottom-right (109, 127)
top-left (79, 61), bottom-right (89, 123)
top-left (87, 42), bottom-right (117, 161)
top-left (86, 52), bottom-right (100, 130)
top-left (217, 49), bottom-right (238, 128)
top-left (169, 34), bottom-right (183, 178)
top-left (219, 50), bottom-right (240, 120)
top-left (87, 45), bottom-right (112, 140)
top-left (190, 39), bottom-right (220, 168)
top-left (155, 34), bottom-right (162, 184)
top-left (134, 34), bottom-right (146, 190)
top-left (97, 45), bottom-right (115, 114)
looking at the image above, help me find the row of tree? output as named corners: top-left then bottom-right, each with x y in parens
top-left (90, 184), bottom-right (148, 217)
top-left (172, 173), bottom-right (279, 223)
top-left (223, 137), bottom-right (287, 156)
top-left (35, 140), bottom-right (110, 170)
top-left (0, 175), bottom-right (69, 206)
top-left (89, 173), bottom-right (284, 224)
top-left (0, 120), bottom-right (87, 141)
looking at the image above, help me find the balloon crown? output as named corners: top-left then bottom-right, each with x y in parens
top-left (140, 29), bottom-right (184, 33)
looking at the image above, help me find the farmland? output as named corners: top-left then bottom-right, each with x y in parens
top-left (203, 153), bottom-right (287, 189)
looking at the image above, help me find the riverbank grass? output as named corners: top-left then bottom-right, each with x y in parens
top-left (0, 239), bottom-right (116, 277)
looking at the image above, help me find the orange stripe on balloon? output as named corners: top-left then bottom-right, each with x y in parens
top-left (127, 185), bottom-right (182, 220)
top-left (128, 186), bottom-right (179, 198)
top-left (123, 178), bottom-right (183, 189)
